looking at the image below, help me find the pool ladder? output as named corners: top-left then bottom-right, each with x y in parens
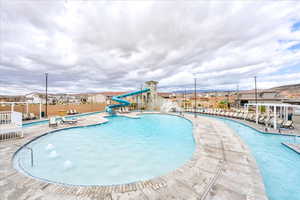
top-left (23, 146), bottom-right (34, 167)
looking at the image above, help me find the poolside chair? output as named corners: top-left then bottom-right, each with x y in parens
top-left (258, 115), bottom-right (266, 124)
top-left (68, 110), bottom-right (74, 115)
top-left (73, 109), bottom-right (79, 114)
top-left (262, 116), bottom-right (271, 126)
top-left (61, 117), bottom-right (77, 124)
top-left (246, 114), bottom-right (254, 121)
top-left (242, 113), bottom-right (248, 120)
top-left (120, 107), bottom-right (125, 113)
top-left (282, 120), bottom-right (294, 129)
top-left (49, 117), bottom-right (58, 127)
top-left (29, 113), bottom-right (36, 120)
top-left (276, 118), bottom-right (284, 128)
top-left (22, 113), bottom-right (29, 120)
top-left (237, 113), bottom-right (244, 119)
top-left (232, 112), bottom-right (239, 118)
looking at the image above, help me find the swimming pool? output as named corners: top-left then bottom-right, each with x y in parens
top-left (23, 112), bottom-right (101, 127)
top-left (208, 115), bottom-right (300, 200)
top-left (14, 114), bottom-right (195, 186)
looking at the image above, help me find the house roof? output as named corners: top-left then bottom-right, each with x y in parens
top-left (239, 91), bottom-right (285, 100)
top-left (158, 92), bottom-right (172, 97)
top-left (99, 91), bottom-right (128, 96)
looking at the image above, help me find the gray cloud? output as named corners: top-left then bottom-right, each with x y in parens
top-left (1, 0), bottom-right (300, 95)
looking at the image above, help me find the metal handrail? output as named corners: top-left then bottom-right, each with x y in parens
top-left (23, 146), bottom-right (34, 167)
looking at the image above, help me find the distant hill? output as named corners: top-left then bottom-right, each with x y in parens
top-left (173, 89), bottom-right (236, 94)
top-left (269, 83), bottom-right (300, 98)
top-left (270, 83), bottom-right (300, 92)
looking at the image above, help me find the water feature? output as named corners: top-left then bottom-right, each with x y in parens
top-left (160, 100), bottom-right (182, 112)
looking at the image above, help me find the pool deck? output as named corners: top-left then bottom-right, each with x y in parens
top-left (0, 112), bottom-right (267, 200)
top-left (200, 114), bottom-right (300, 137)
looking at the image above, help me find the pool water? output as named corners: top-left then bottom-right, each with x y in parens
top-left (14, 114), bottom-right (194, 186)
top-left (216, 117), bottom-right (300, 200)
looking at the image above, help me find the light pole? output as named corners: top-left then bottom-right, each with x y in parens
top-left (194, 77), bottom-right (197, 118)
top-left (237, 84), bottom-right (240, 109)
top-left (184, 88), bottom-right (186, 111)
top-left (254, 76), bottom-right (258, 105)
top-left (45, 73), bottom-right (48, 118)
top-left (140, 84), bottom-right (143, 112)
top-left (227, 90), bottom-right (230, 109)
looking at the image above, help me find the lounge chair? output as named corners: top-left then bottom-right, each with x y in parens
top-left (276, 118), bottom-right (284, 128)
top-left (258, 115), bottom-right (266, 124)
top-left (49, 117), bottom-right (58, 127)
top-left (22, 113), bottom-right (29, 120)
top-left (29, 113), bottom-right (36, 120)
top-left (246, 114), bottom-right (254, 121)
top-left (237, 113), bottom-right (244, 119)
top-left (67, 110), bottom-right (74, 115)
top-left (282, 120), bottom-right (294, 129)
top-left (263, 116), bottom-right (271, 126)
top-left (61, 117), bottom-right (77, 124)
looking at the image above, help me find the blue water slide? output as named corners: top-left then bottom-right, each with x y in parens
top-left (106, 88), bottom-right (150, 113)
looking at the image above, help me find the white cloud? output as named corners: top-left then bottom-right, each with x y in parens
top-left (1, 0), bottom-right (300, 95)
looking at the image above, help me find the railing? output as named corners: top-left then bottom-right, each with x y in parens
top-left (0, 111), bottom-right (12, 124)
top-left (0, 111), bottom-right (23, 141)
top-left (11, 111), bottom-right (22, 127)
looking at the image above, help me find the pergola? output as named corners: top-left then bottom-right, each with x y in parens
top-left (244, 103), bottom-right (300, 130)
top-left (0, 102), bottom-right (42, 119)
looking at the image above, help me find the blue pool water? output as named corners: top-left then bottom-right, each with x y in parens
top-left (214, 116), bottom-right (300, 200)
top-left (23, 112), bottom-right (101, 128)
top-left (14, 114), bottom-right (194, 186)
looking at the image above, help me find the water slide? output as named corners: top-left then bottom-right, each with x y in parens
top-left (106, 88), bottom-right (150, 113)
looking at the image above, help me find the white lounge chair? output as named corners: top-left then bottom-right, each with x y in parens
top-left (61, 117), bottom-right (77, 124)
top-left (124, 107), bottom-right (130, 113)
top-left (22, 113), bottom-right (29, 120)
top-left (29, 113), bottom-right (36, 120)
top-left (49, 117), bottom-right (58, 127)
top-left (282, 120), bottom-right (294, 129)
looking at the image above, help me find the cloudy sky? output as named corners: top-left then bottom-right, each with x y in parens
top-left (1, 0), bottom-right (300, 95)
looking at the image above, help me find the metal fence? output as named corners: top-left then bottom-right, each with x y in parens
top-left (0, 111), bottom-right (23, 141)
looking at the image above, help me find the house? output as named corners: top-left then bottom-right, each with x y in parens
top-left (0, 95), bottom-right (25, 102)
top-left (158, 92), bottom-right (172, 99)
top-left (87, 93), bottom-right (106, 103)
top-left (25, 93), bottom-right (45, 104)
top-left (236, 90), bottom-right (286, 106)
